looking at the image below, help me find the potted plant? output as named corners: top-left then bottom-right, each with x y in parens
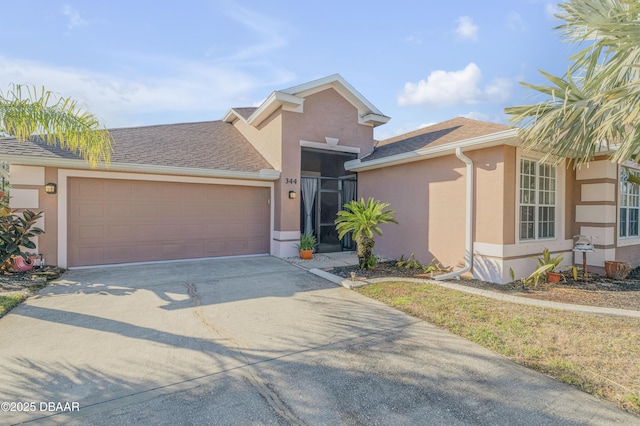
top-left (296, 232), bottom-right (316, 259)
top-left (530, 248), bottom-right (564, 284)
top-left (604, 260), bottom-right (632, 280)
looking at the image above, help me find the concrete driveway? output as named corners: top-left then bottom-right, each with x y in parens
top-left (0, 256), bottom-right (635, 425)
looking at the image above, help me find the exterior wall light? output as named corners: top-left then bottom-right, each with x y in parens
top-left (45, 183), bottom-right (57, 194)
top-left (288, 190), bottom-right (296, 199)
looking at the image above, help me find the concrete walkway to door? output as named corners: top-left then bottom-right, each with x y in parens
top-left (0, 256), bottom-right (635, 425)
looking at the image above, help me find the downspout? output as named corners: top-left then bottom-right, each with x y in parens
top-left (435, 147), bottom-right (473, 280)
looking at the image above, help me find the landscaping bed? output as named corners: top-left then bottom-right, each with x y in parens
top-left (330, 261), bottom-right (640, 311)
top-left (0, 267), bottom-right (65, 318)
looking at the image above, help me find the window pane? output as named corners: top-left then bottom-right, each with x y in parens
top-left (630, 208), bottom-right (639, 237)
top-left (620, 208), bottom-right (628, 237)
top-left (538, 206), bottom-right (555, 238)
top-left (520, 206), bottom-right (535, 239)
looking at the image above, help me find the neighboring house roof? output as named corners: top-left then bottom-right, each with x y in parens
top-left (0, 121), bottom-right (278, 179)
top-left (223, 74), bottom-right (390, 127)
top-left (230, 107), bottom-right (257, 120)
top-left (347, 117), bottom-right (518, 172)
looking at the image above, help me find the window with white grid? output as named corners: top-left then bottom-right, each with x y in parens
top-left (519, 159), bottom-right (556, 240)
top-left (620, 171), bottom-right (640, 238)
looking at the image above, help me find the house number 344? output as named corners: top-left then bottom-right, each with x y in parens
top-left (285, 178), bottom-right (297, 184)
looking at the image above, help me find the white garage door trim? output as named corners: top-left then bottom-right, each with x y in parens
top-left (58, 169), bottom-right (275, 269)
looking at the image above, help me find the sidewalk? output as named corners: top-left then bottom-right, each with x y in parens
top-left (285, 252), bottom-right (640, 319)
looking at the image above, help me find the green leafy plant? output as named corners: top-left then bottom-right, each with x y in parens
top-left (296, 232), bottom-right (316, 251)
top-left (0, 209), bottom-right (44, 271)
top-left (366, 255), bottom-right (378, 269)
top-left (397, 252), bottom-right (422, 269)
top-left (335, 197), bottom-right (397, 269)
top-left (528, 248), bottom-right (564, 285)
top-left (397, 253), bottom-right (450, 275)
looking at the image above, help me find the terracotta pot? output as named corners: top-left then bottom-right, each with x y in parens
top-left (604, 261), bottom-right (631, 280)
top-left (546, 271), bottom-right (562, 283)
top-left (12, 256), bottom-right (34, 272)
top-left (299, 249), bottom-right (313, 260)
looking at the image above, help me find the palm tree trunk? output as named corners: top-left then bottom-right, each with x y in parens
top-left (356, 235), bottom-right (375, 268)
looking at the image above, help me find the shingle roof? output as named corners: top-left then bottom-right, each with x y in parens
top-left (230, 107), bottom-right (257, 120)
top-left (364, 117), bottom-right (513, 162)
top-left (0, 121), bottom-right (273, 173)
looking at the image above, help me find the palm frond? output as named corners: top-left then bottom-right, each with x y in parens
top-left (0, 84), bottom-right (112, 167)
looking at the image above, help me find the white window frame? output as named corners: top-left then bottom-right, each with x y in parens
top-left (619, 167), bottom-right (640, 240)
top-left (515, 150), bottom-right (564, 244)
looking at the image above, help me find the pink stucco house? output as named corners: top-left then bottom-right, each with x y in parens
top-left (1, 74), bottom-right (637, 283)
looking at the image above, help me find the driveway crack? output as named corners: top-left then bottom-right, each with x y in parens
top-left (184, 281), bottom-right (304, 425)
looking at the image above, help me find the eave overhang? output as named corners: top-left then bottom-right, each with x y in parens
top-left (0, 155), bottom-right (280, 181)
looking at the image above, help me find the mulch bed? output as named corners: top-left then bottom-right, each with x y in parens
top-left (0, 267), bottom-right (65, 294)
top-left (330, 261), bottom-right (640, 312)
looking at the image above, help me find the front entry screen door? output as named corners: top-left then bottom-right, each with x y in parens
top-left (301, 148), bottom-right (358, 252)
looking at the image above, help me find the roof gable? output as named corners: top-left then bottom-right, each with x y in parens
top-left (223, 74), bottom-right (389, 128)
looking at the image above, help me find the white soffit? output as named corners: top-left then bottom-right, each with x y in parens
top-left (300, 140), bottom-right (360, 154)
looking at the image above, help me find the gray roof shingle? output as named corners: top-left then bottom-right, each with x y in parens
top-left (0, 120), bottom-right (273, 173)
top-left (231, 107), bottom-right (257, 120)
top-left (364, 117), bottom-right (513, 162)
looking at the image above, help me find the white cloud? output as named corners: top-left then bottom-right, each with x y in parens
top-left (209, 3), bottom-right (288, 62)
top-left (545, 3), bottom-right (561, 19)
top-left (62, 5), bottom-right (89, 30)
top-left (461, 111), bottom-right (490, 121)
top-left (483, 78), bottom-right (513, 103)
top-left (398, 63), bottom-right (512, 107)
top-left (507, 11), bottom-right (527, 31)
top-left (461, 111), bottom-right (509, 124)
top-left (0, 55), bottom-right (292, 128)
top-left (455, 16), bottom-right (478, 41)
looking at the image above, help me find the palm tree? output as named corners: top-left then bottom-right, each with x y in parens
top-left (0, 84), bottom-right (112, 167)
top-left (335, 197), bottom-right (397, 269)
top-left (505, 0), bottom-right (640, 166)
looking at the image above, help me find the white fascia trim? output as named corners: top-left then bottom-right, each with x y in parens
top-left (361, 113), bottom-right (391, 127)
top-left (300, 140), bottom-right (361, 154)
top-left (345, 129), bottom-right (519, 172)
top-left (57, 168), bottom-right (276, 269)
top-left (280, 74), bottom-right (387, 119)
top-left (247, 91), bottom-right (304, 126)
top-left (222, 109), bottom-right (247, 124)
top-left (0, 155), bottom-right (280, 181)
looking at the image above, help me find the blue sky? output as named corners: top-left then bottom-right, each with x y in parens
top-left (0, 0), bottom-right (575, 140)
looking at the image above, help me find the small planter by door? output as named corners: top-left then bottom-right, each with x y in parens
top-left (299, 249), bottom-right (313, 260)
top-left (604, 261), bottom-right (632, 280)
top-left (12, 256), bottom-right (34, 272)
top-left (546, 272), bottom-right (562, 283)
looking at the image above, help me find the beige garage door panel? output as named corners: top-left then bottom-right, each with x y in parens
top-left (68, 178), bottom-right (270, 267)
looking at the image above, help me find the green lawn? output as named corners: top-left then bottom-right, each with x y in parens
top-left (357, 281), bottom-right (640, 416)
top-left (0, 293), bottom-right (26, 318)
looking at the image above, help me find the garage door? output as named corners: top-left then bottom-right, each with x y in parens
top-left (68, 178), bottom-right (270, 267)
